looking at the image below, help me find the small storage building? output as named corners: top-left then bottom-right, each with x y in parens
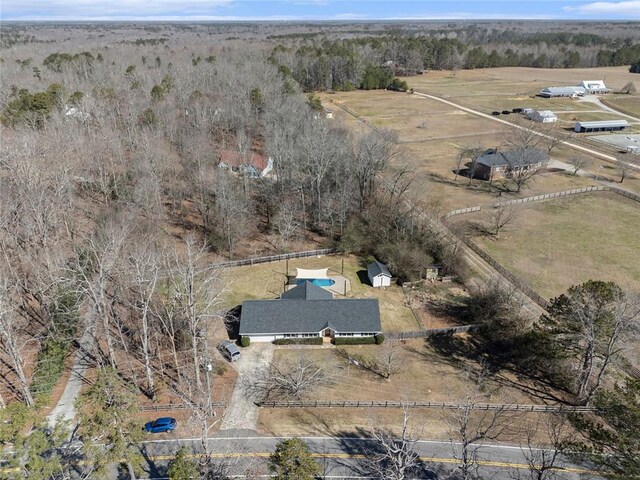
top-left (367, 261), bottom-right (392, 288)
top-left (528, 110), bottom-right (557, 123)
top-left (574, 120), bottom-right (628, 133)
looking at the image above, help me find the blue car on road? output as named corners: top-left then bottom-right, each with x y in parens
top-left (144, 417), bottom-right (177, 433)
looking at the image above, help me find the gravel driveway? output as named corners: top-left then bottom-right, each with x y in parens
top-left (220, 342), bottom-right (274, 431)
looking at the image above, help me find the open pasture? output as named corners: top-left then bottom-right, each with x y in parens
top-left (455, 194), bottom-right (640, 299)
top-left (403, 66), bottom-right (637, 99)
top-left (323, 89), bottom-right (597, 212)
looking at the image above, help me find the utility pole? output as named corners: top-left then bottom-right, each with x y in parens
top-left (204, 339), bottom-right (213, 417)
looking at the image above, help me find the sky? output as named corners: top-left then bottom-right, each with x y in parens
top-left (1, 0), bottom-right (639, 22)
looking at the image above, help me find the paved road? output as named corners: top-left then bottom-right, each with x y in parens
top-left (132, 435), bottom-right (600, 479)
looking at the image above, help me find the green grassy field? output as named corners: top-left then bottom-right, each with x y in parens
top-left (462, 194), bottom-right (640, 299)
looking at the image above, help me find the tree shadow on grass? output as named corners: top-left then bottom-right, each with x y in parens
top-left (409, 335), bottom-right (572, 405)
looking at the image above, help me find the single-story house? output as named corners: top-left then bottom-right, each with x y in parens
top-left (475, 148), bottom-right (549, 181)
top-left (539, 86), bottom-right (586, 98)
top-left (528, 110), bottom-right (557, 123)
top-left (218, 150), bottom-right (273, 178)
top-left (574, 120), bottom-right (628, 133)
top-left (367, 261), bottom-right (392, 288)
top-left (239, 281), bottom-right (381, 343)
top-left (578, 80), bottom-right (611, 94)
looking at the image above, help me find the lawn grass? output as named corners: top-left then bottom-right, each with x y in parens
top-left (220, 254), bottom-right (420, 332)
top-left (601, 95), bottom-right (640, 118)
top-left (257, 341), bottom-right (569, 439)
top-left (459, 194), bottom-right (640, 299)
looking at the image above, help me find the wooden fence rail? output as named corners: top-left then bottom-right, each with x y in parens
top-left (140, 402), bottom-right (226, 411)
top-left (210, 248), bottom-right (335, 270)
top-left (444, 186), bottom-right (607, 219)
top-left (257, 400), bottom-right (594, 412)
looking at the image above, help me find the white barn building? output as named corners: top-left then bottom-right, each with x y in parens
top-left (578, 80), bottom-right (611, 94)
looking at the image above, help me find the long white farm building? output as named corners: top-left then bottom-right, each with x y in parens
top-left (540, 80), bottom-right (611, 98)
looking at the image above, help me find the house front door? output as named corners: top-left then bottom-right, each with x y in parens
top-left (324, 328), bottom-right (332, 337)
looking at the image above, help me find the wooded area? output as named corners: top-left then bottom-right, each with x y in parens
top-left (0, 21), bottom-right (638, 480)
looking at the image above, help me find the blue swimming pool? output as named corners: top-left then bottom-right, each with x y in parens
top-left (296, 278), bottom-right (335, 287)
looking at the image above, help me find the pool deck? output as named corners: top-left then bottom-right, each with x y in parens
top-left (285, 275), bottom-right (351, 296)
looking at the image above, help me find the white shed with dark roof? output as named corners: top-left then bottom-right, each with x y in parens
top-left (367, 261), bottom-right (392, 288)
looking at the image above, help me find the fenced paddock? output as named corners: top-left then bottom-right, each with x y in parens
top-left (453, 191), bottom-right (640, 301)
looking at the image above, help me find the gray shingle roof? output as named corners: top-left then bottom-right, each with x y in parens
top-left (280, 281), bottom-right (333, 300)
top-left (367, 261), bottom-right (391, 278)
top-left (239, 298), bottom-right (381, 335)
top-left (476, 148), bottom-right (548, 168)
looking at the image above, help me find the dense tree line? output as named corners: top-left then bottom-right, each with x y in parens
top-left (271, 35), bottom-right (640, 92)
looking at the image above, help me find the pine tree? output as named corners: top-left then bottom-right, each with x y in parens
top-left (269, 438), bottom-right (321, 480)
top-left (167, 447), bottom-right (199, 480)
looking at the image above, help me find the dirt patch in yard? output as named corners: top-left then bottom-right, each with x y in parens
top-left (405, 284), bottom-right (470, 329)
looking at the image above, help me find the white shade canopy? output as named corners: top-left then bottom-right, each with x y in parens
top-left (295, 268), bottom-right (329, 279)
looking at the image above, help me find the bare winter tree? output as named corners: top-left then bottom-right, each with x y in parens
top-left (513, 414), bottom-right (570, 480)
top-left (352, 128), bottom-right (399, 208)
top-left (445, 370), bottom-right (510, 480)
top-left (272, 197), bottom-right (302, 250)
top-left (616, 156), bottom-right (638, 184)
top-left (213, 172), bottom-right (252, 258)
top-left (457, 146), bottom-right (484, 186)
top-left (508, 148), bottom-right (546, 193)
top-left (73, 217), bottom-right (131, 369)
top-left (568, 156), bottom-right (588, 175)
top-left (487, 204), bottom-right (518, 237)
top-left (338, 340), bottom-right (404, 380)
top-left (126, 236), bottom-right (161, 399)
top-left (166, 236), bottom-right (222, 390)
top-left (363, 406), bottom-right (425, 480)
top-left (245, 356), bottom-right (329, 401)
top-left (0, 277), bottom-right (35, 406)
